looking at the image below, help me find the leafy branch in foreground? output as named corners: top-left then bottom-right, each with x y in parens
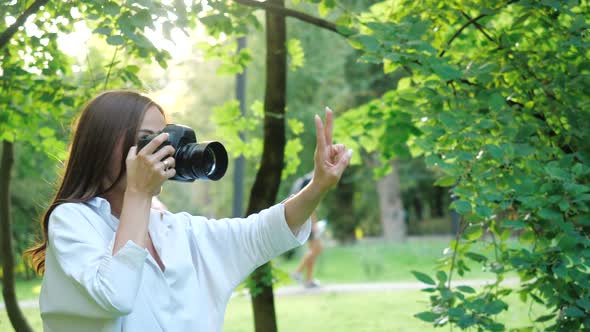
top-left (338, 0), bottom-right (590, 330)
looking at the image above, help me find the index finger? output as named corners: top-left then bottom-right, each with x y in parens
top-left (325, 107), bottom-right (333, 147)
top-left (315, 114), bottom-right (326, 151)
top-left (138, 132), bottom-right (169, 155)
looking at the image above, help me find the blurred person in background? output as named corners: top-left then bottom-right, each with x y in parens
top-left (290, 173), bottom-right (326, 288)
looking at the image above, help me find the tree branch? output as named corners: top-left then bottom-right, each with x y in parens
top-left (439, 0), bottom-right (518, 57)
top-left (439, 13), bottom-right (487, 57)
top-left (233, 0), bottom-right (351, 37)
top-left (0, 0), bottom-right (49, 50)
top-left (447, 218), bottom-right (466, 290)
top-left (460, 10), bottom-right (495, 43)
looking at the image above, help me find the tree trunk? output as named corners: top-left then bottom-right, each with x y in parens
top-left (247, 1), bottom-right (286, 331)
top-left (377, 160), bottom-right (406, 242)
top-left (431, 185), bottom-right (446, 218)
top-left (1, 141), bottom-right (34, 332)
top-left (1, 4), bottom-right (51, 329)
top-left (232, 36), bottom-right (247, 218)
top-left (413, 191), bottom-right (423, 221)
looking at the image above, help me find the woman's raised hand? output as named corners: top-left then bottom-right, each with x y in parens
top-left (126, 132), bottom-right (176, 196)
top-left (311, 107), bottom-right (352, 194)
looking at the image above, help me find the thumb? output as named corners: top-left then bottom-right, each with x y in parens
top-left (335, 149), bottom-right (352, 174)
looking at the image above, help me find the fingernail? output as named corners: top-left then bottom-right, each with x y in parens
top-left (346, 149), bottom-right (353, 158)
top-left (325, 106), bottom-right (332, 112)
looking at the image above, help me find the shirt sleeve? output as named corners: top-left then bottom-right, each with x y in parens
top-left (48, 203), bottom-right (149, 317)
top-left (184, 202), bottom-right (311, 290)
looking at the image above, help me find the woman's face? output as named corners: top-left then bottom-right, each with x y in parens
top-left (105, 105), bottom-right (167, 195)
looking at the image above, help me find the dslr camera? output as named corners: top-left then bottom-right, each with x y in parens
top-left (137, 124), bottom-right (228, 182)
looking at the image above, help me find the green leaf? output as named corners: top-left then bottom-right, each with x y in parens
top-left (465, 252), bottom-right (488, 263)
top-left (448, 307), bottom-right (465, 318)
top-left (475, 205), bottom-right (493, 218)
top-left (349, 35), bottom-right (380, 52)
top-left (287, 118), bottom-right (304, 135)
top-left (130, 9), bottom-right (155, 30)
top-left (287, 39), bottom-right (305, 71)
top-left (434, 175), bottom-right (455, 187)
top-left (335, 25), bottom-right (356, 37)
top-left (106, 35), bottom-right (125, 46)
top-left (545, 166), bottom-right (570, 181)
top-left (564, 306), bottom-right (585, 318)
top-left (39, 127), bottom-right (55, 138)
top-left (453, 200), bottom-right (471, 214)
top-left (577, 298), bottom-right (590, 310)
top-left (538, 208), bottom-right (563, 222)
top-left (411, 271), bottom-right (436, 285)
top-left (457, 285), bottom-right (476, 293)
top-left (486, 144), bottom-right (504, 160)
top-left (489, 93), bottom-right (505, 112)
top-left (318, 0), bottom-right (335, 17)
top-left (415, 311), bottom-right (438, 322)
top-left (430, 62), bottom-right (462, 81)
top-left (124, 65), bottom-right (140, 74)
top-left (519, 230), bottom-right (535, 245)
top-left (118, 15), bottom-right (136, 38)
top-left (485, 299), bottom-right (507, 315)
top-left (503, 220), bottom-right (526, 229)
top-left (436, 271), bottom-right (448, 284)
top-left (463, 224), bottom-right (483, 241)
top-left (558, 200), bottom-right (569, 212)
top-left (93, 26), bottom-right (112, 36)
top-left (383, 59), bottom-right (398, 74)
top-left (104, 2), bottom-right (120, 16)
top-left (535, 314), bottom-right (556, 322)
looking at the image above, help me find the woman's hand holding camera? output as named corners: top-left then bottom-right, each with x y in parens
top-left (113, 132), bottom-right (175, 254)
top-left (126, 132), bottom-right (176, 196)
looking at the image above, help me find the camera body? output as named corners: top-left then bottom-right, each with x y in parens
top-left (137, 124), bottom-right (228, 182)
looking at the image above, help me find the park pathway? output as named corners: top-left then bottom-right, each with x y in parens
top-left (2, 278), bottom-right (519, 310)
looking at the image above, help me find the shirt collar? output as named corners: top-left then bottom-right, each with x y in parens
top-left (86, 196), bottom-right (112, 214)
top-left (86, 196), bottom-right (118, 231)
top-left (85, 196), bottom-right (173, 232)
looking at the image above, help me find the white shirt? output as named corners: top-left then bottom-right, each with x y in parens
top-left (39, 197), bottom-right (310, 332)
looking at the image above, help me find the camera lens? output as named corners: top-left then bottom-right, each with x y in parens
top-left (173, 141), bottom-right (227, 181)
top-left (204, 147), bottom-right (216, 176)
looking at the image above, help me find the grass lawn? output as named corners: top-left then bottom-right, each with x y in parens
top-left (224, 290), bottom-right (547, 332)
top-left (0, 279), bottom-right (43, 303)
top-left (1, 290), bottom-right (545, 332)
top-left (274, 236), bottom-right (509, 283)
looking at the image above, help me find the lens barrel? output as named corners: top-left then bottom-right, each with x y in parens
top-left (175, 141), bottom-right (228, 181)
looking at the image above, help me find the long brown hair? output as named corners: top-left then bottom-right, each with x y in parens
top-left (25, 90), bottom-right (164, 274)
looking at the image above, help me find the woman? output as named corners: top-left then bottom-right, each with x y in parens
top-left (25, 90), bottom-right (351, 332)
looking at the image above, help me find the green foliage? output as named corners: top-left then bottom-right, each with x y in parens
top-left (1, 0), bottom-right (196, 155)
top-left (335, 88), bottom-right (420, 177)
top-left (340, 0), bottom-right (590, 330)
top-left (199, 41), bottom-right (253, 75)
top-left (287, 38), bottom-right (305, 71)
top-left (210, 100), bottom-right (304, 180)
